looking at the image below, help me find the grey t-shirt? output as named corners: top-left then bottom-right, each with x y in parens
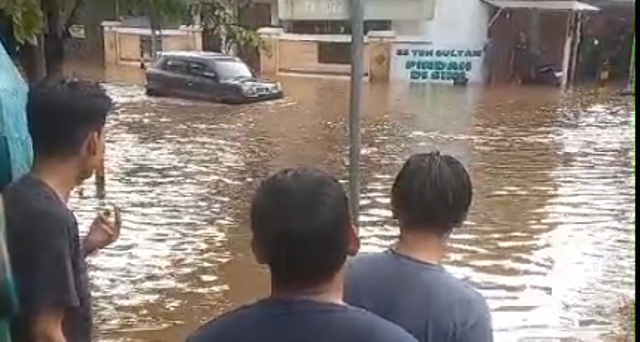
top-left (4, 175), bottom-right (92, 342)
top-left (344, 250), bottom-right (493, 342)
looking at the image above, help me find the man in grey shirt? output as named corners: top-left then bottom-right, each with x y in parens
top-left (344, 152), bottom-right (493, 342)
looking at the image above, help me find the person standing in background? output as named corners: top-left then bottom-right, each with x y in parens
top-left (344, 152), bottom-right (493, 342)
top-left (187, 168), bottom-right (418, 342)
top-left (509, 31), bottom-right (534, 85)
top-left (483, 37), bottom-right (497, 87)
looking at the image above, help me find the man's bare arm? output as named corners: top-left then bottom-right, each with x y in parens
top-left (31, 309), bottom-right (67, 342)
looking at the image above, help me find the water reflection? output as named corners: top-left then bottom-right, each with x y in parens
top-left (67, 67), bottom-right (634, 342)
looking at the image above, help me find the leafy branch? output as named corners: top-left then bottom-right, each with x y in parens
top-left (0, 0), bottom-right (43, 44)
top-left (188, 0), bottom-right (266, 54)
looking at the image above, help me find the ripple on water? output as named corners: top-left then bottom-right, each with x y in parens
top-left (69, 80), bottom-right (633, 342)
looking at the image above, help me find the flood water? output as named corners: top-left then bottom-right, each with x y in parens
top-left (68, 67), bottom-right (635, 342)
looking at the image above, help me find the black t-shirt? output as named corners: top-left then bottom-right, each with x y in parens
top-left (3, 175), bottom-right (92, 342)
top-left (186, 298), bottom-right (418, 342)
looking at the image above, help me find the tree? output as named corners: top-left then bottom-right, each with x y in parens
top-left (1, 0), bottom-right (266, 82)
top-left (189, 0), bottom-right (266, 70)
top-left (0, 0), bottom-right (87, 80)
top-left (0, 0), bottom-right (42, 45)
top-left (0, 0), bottom-right (44, 81)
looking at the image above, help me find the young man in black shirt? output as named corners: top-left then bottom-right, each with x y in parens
top-left (344, 152), bottom-right (493, 342)
top-left (187, 168), bottom-right (417, 342)
top-left (3, 79), bottom-right (122, 342)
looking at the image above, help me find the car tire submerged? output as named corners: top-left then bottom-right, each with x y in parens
top-left (145, 88), bottom-right (163, 97)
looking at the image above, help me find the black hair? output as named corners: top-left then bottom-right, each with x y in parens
top-left (391, 152), bottom-right (472, 235)
top-left (26, 78), bottom-right (112, 158)
top-left (250, 167), bottom-right (352, 288)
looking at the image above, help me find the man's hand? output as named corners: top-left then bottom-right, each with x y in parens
top-left (82, 206), bottom-right (121, 256)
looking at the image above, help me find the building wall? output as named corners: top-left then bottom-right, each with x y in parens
top-left (102, 23), bottom-right (203, 67)
top-left (276, 36), bottom-right (370, 76)
top-left (388, 0), bottom-right (490, 83)
top-left (422, 0), bottom-right (489, 46)
top-left (278, 40), bottom-right (318, 71)
top-left (277, 0), bottom-right (435, 21)
top-left (269, 0), bottom-right (491, 84)
top-left (258, 29), bottom-right (382, 78)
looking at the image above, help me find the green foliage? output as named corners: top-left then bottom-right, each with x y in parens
top-left (113, 0), bottom-right (188, 27)
top-left (1, 0), bottom-right (265, 54)
top-left (188, 0), bottom-right (265, 53)
top-left (0, 0), bottom-right (90, 45)
top-left (0, 0), bottom-right (43, 44)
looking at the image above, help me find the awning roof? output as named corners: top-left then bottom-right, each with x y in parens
top-left (483, 0), bottom-right (600, 11)
top-left (582, 0), bottom-right (634, 8)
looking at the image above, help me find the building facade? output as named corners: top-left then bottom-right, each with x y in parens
top-left (268, 0), bottom-right (490, 84)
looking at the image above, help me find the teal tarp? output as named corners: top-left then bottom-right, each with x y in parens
top-left (0, 38), bottom-right (32, 342)
top-left (0, 40), bottom-right (32, 188)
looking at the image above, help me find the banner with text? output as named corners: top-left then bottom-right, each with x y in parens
top-left (390, 43), bottom-right (485, 84)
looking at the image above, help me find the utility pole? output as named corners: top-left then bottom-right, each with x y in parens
top-left (628, 33), bottom-right (636, 95)
top-left (348, 0), bottom-right (364, 226)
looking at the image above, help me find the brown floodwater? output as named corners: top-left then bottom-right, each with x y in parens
top-left (68, 66), bottom-right (635, 342)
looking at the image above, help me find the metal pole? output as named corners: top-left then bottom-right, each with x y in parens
top-left (560, 12), bottom-right (575, 89)
top-left (348, 0), bottom-right (364, 226)
top-left (628, 33), bottom-right (635, 93)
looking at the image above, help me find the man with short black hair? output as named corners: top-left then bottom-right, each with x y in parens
top-left (187, 167), bottom-right (417, 342)
top-left (3, 78), bottom-right (122, 342)
top-left (344, 152), bottom-right (493, 342)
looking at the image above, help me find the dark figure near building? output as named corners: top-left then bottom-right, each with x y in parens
top-left (483, 37), bottom-right (497, 86)
top-left (345, 152), bottom-right (493, 342)
top-left (187, 168), bottom-right (418, 342)
top-left (510, 31), bottom-right (534, 84)
top-left (3, 79), bottom-right (121, 342)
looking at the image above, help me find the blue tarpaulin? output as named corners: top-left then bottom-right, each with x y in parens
top-left (0, 38), bottom-right (32, 342)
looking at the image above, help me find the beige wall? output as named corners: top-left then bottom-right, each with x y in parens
top-left (118, 33), bottom-right (140, 62)
top-left (102, 22), bottom-right (203, 66)
top-left (368, 39), bottom-right (391, 82)
top-left (278, 40), bottom-right (320, 71)
top-left (259, 32), bottom-right (391, 81)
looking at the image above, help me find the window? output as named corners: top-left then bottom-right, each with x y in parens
top-left (288, 20), bottom-right (348, 34)
top-left (187, 61), bottom-right (208, 76)
top-left (140, 35), bottom-right (163, 59)
top-left (161, 58), bottom-right (188, 73)
top-left (284, 20), bottom-right (391, 35)
top-left (365, 20), bottom-right (392, 32)
top-left (214, 59), bottom-right (254, 80)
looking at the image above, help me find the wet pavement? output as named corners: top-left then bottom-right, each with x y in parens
top-left (68, 66), bottom-right (635, 342)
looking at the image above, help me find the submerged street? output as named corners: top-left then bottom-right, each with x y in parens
top-left (66, 70), bottom-right (635, 342)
